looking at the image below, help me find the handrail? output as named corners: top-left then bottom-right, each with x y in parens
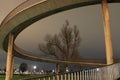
top-left (14, 44), bottom-right (106, 66)
top-left (23, 63), bottom-right (120, 80)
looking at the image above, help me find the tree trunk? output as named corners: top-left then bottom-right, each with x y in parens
top-left (56, 63), bottom-right (59, 74)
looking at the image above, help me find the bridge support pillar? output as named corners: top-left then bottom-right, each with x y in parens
top-left (5, 34), bottom-right (14, 80)
top-left (10, 56), bottom-right (14, 79)
top-left (101, 0), bottom-right (113, 65)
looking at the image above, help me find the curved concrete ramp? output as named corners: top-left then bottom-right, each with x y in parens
top-left (0, 0), bottom-right (120, 65)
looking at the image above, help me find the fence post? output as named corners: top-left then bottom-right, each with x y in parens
top-left (86, 70), bottom-right (89, 80)
top-left (92, 69), bottom-right (94, 80)
top-left (68, 73), bottom-right (71, 80)
top-left (74, 72), bottom-right (76, 80)
top-left (60, 75), bottom-right (63, 80)
top-left (64, 74), bottom-right (67, 80)
top-left (57, 75), bottom-right (59, 80)
top-left (77, 72), bottom-right (79, 80)
top-left (48, 76), bottom-right (51, 80)
top-left (53, 76), bottom-right (55, 80)
top-left (80, 71), bottom-right (82, 80)
top-left (71, 73), bottom-right (74, 80)
top-left (43, 77), bottom-right (46, 80)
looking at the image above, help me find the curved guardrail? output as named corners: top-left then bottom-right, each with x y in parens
top-left (14, 44), bottom-right (106, 66)
top-left (23, 63), bottom-right (120, 80)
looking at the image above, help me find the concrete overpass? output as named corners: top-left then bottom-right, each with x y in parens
top-left (0, 0), bottom-right (120, 80)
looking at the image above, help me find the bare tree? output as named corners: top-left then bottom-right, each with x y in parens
top-left (39, 20), bottom-right (81, 73)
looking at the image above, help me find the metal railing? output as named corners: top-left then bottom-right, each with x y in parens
top-left (29, 63), bottom-right (120, 80)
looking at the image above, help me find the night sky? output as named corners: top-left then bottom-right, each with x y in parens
top-left (0, 0), bottom-right (120, 70)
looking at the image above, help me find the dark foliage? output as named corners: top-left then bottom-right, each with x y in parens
top-left (19, 63), bottom-right (28, 74)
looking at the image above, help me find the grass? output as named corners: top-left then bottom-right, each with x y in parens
top-left (0, 75), bottom-right (5, 80)
top-left (1, 74), bottom-right (118, 80)
top-left (0, 74), bottom-right (35, 80)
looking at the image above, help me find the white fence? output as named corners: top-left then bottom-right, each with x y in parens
top-left (36, 63), bottom-right (120, 80)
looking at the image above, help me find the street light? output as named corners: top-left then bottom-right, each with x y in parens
top-left (66, 67), bottom-right (69, 72)
top-left (52, 69), bottom-right (55, 74)
top-left (96, 68), bottom-right (100, 71)
top-left (33, 65), bottom-right (37, 72)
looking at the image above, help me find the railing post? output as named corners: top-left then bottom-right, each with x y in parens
top-left (60, 75), bottom-right (63, 80)
top-left (94, 69), bottom-right (97, 80)
top-left (53, 76), bottom-right (55, 80)
top-left (90, 70), bottom-right (92, 80)
top-left (71, 73), bottom-right (74, 80)
top-left (77, 72), bottom-right (79, 80)
top-left (85, 70), bottom-right (87, 80)
top-left (80, 71), bottom-right (82, 80)
top-left (48, 76), bottom-right (51, 80)
top-left (82, 71), bottom-right (85, 80)
top-left (97, 68), bottom-right (102, 80)
top-left (68, 73), bottom-right (71, 80)
top-left (74, 72), bottom-right (76, 80)
top-left (92, 69), bottom-right (94, 80)
top-left (86, 70), bottom-right (88, 80)
top-left (56, 75), bottom-right (59, 80)
top-left (43, 77), bottom-right (46, 80)
top-left (64, 74), bottom-right (67, 80)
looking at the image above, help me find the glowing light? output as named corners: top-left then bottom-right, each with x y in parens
top-left (33, 65), bottom-right (37, 69)
top-left (52, 69), bottom-right (55, 73)
top-left (66, 67), bottom-right (69, 72)
top-left (96, 68), bottom-right (100, 71)
top-left (33, 65), bottom-right (37, 72)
